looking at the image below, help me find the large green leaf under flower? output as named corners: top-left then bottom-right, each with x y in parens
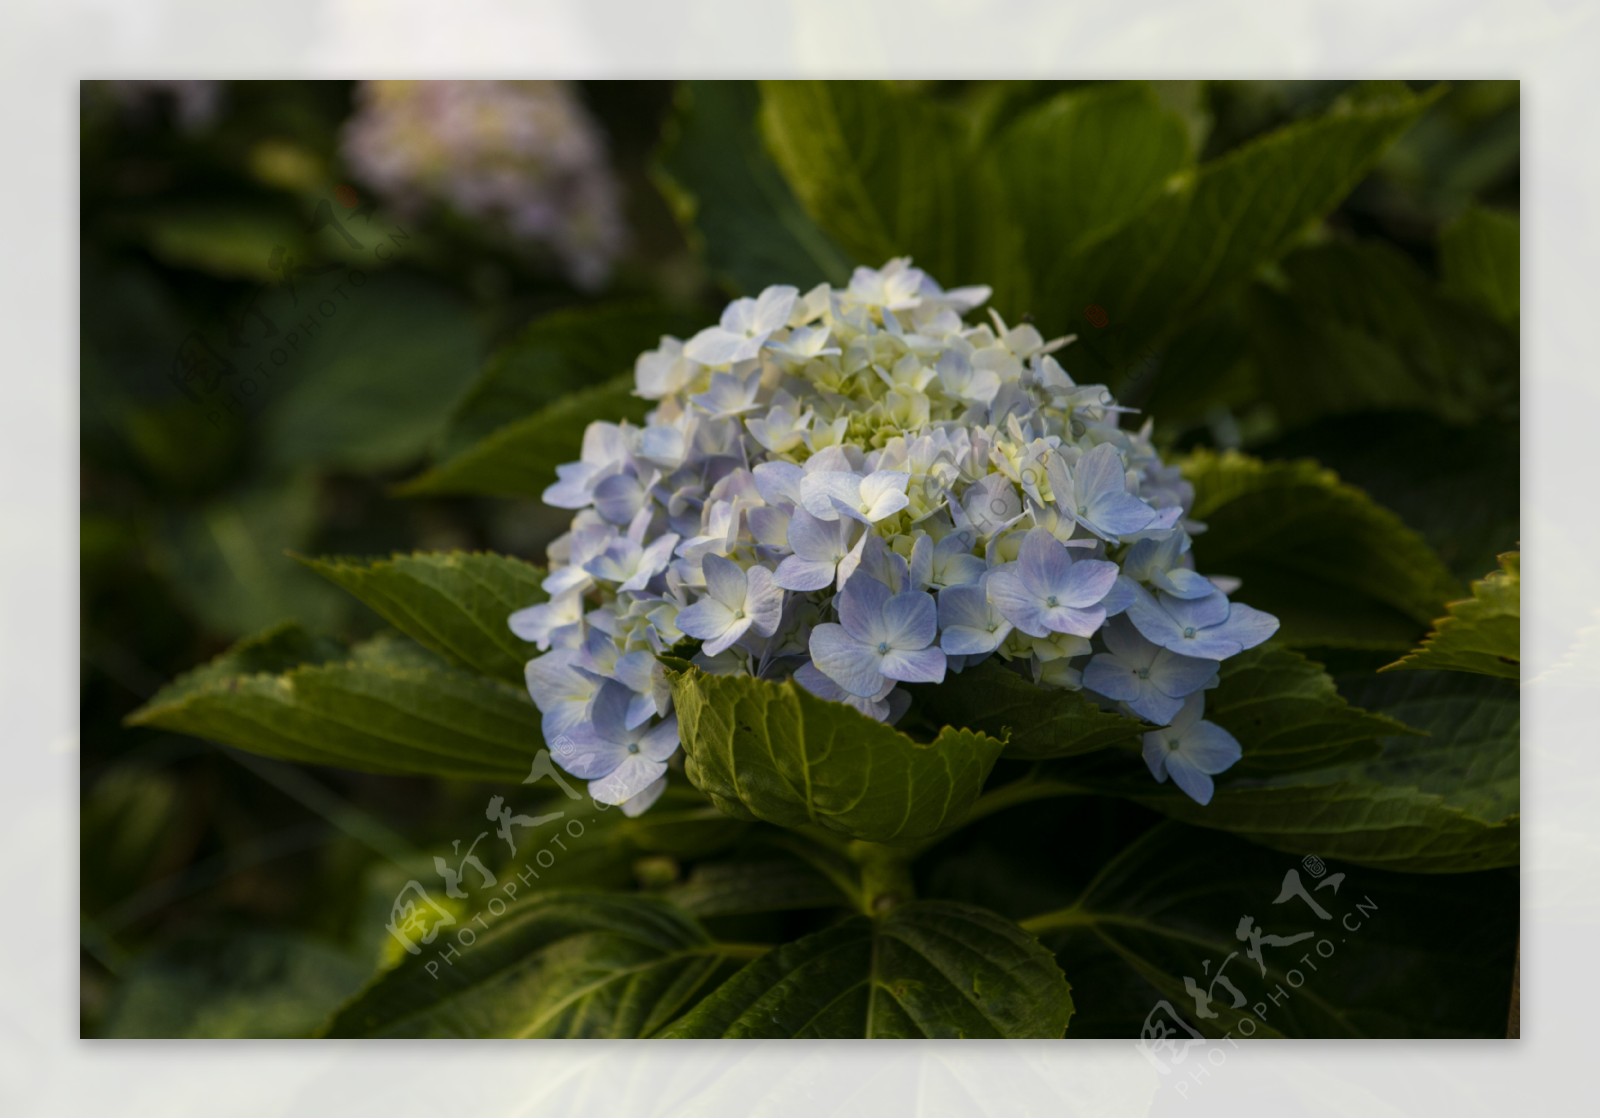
top-left (668, 663), bottom-right (1004, 843)
top-left (661, 900), bottom-right (1072, 1039)
top-left (909, 659), bottom-right (1150, 760)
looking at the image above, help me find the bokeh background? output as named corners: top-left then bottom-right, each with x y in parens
top-left (79, 79), bottom-right (1519, 1037)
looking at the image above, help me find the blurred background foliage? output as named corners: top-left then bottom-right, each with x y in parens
top-left (80, 79), bottom-right (1517, 1036)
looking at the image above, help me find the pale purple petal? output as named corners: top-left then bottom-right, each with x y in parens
top-left (987, 567), bottom-right (1048, 638)
top-left (1202, 602), bottom-right (1280, 655)
top-left (752, 284), bottom-right (799, 334)
top-left (880, 590), bottom-right (938, 651)
top-left (836, 574), bottom-right (892, 644)
top-left (1126, 584), bottom-right (1184, 648)
top-left (1083, 654), bottom-right (1143, 703)
top-left (556, 734), bottom-right (634, 781)
top-left (786, 509), bottom-right (850, 562)
top-left (1057, 557), bottom-right (1119, 608)
top-left (937, 583), bottom-right (991, 633)
top-left (701, 553), bottom-right (748, 609)
top-left (1180, 720), bottom-right (1243, 774)
top-left (1099, 575), bottom-right (1136, 617)
top-left (620, 776), bottom-right (668, 817)
top-left (774, 555), bottom-right (838, 592)
top-left (1017, 528), bottom-right (1064, 597)
top-left (1160, 567), bottom-right (1217, 599)
top-left (1085, 491), bottom-right (1158, 537)
top-left (637, 714), bottom-right (682, 762)
top-left (1126, 687), bottom-right (1185, 725)
top-left (795, 661), bottom-right (893, 721)
top-left (880, 645), bottom-right (947, 684)
top-left (676, 597), bottom-right (743, 655)
top-left (800, 471), bottom-right (863, 521)
top-left (684, 325), bottom-right (761, 366)
top-left (1164, 755), bottom-right (1217, 806)
top-left (1147, 650), bottom-right (1220, 699)
top-left (1141, 733), bottom-right (1171, 783)
top-left (743, 565), bottom-right (785, 637)
top-left (1100, 615), bottom-right (1155, 665)
top-left (1075, 443), bottom-right (1128, 505)
top-left (753, 461), bottom-right (804, 507)
top-left (590, 754), bottom-right (670, 806)
top-left (1039, 602), bottom-right (1106, 638)
top-left (809, 623), bottom-right (888, 698)
top-left (1163, 590), bottom-right (1231, 631)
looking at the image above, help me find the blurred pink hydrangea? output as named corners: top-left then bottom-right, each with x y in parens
top-left (341, 80), bottom-right (626, 290)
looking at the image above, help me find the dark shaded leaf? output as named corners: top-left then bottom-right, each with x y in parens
top-left (661, 900), bottom-right (1071, 1038)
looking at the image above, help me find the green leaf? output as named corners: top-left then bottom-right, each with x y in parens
top-left (1045, 83), bottom-right (1434, 376)
top-left (1440, 206), bottom-right (1519, 326)
top-left (1211, 646), bottom-right (1413, 776)
top-left (399, 375), bottom-right (643, 498)
top-left (758, 81), bottom-right (1026, 300)
top-left (303, 551), bottom-right (544, 684)
top-left (102, 930), bottom-right (370, 1039)
top-left (260, 273), bottom-right (486, 473)
top-left (1247, 412), bottom-right (1518, 583)
top-left (668, 663), bottom-right (1004, 843)
top-left (1384, 552), bottom-right (1519, 679)
top-left (655, 80), bottom-right (852, 295)
top-left (324, 892), bottom-right (735, 1038)
top-left (133, 622), bottom-right (349, 710)
top-left (436, 303), bottom-right (697, 460)
top-left (149, 477), bottom-right (352, 641)
top-left (1247, 239), bottom-right (1516, 428)
top-left (1021, 823), bottom-right (1516, 1038)
top-left (661, 857), bottom-right (851, 918)
top-left (661, 900), bottom-right (1072, 1038)
top-left (1183, 450), bottom-right (1461, 649)
top-left (992, 82), bottom-right (1193, 268)
top-left (909, 659), bottom-right (1149, 760)
top-left (134, 202), bottom-right (311, 281)
top-left (127, 629), bottom-right (545, 782)
top-left (1125, 671), bottom-right (1518, 873)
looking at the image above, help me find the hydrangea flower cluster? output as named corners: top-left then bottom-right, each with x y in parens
top-left (512, 259), bottom-right (1278, 814)
top-left (341, 81), bottom-right (625, 290)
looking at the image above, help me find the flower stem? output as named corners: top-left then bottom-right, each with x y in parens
top-left (1018, 907), bottom-right (1091, 936)
top-left (848, 840), bottom-right (915, 915)
top-left (712, 941), bottom-right (776, 960)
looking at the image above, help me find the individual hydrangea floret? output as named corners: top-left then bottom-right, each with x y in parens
top-left (511, 258), bottom-right (1279, 811)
